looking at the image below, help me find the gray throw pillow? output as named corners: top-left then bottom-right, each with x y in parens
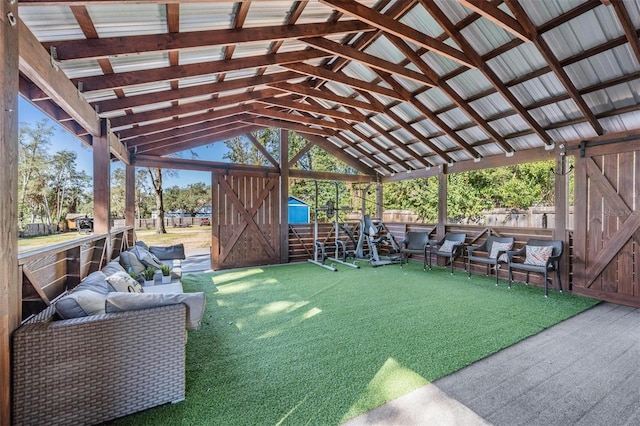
top-left (130, 246), bottom-right (163, 268)
top-left (119, 251), bottom-right (146, 274)
top-left (55, 289), bottom-right (107, 319)
top-left (102, 259), bottom-right (127, 277)
top-left (54, 271), bottom-right (110, 319)
top-left (149, 243), bottom-right (186, 260)
top-left (105, 292), bottom-right (206, 330)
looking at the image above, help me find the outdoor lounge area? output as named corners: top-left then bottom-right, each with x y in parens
top-left (2, 0), bottom-right (640, 425)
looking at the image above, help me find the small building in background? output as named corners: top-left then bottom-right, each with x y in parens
top-left (288, 196), bottom-right (310, 224)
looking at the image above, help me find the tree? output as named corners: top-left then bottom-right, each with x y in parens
top-left (164, 182), bottom-right (211, 217)
top-left (147, 167), bottom-right (167, 234)
top-left (18, 119), bottom-right (54, 226)
top-left (48, 150), bottom-right (91, 223)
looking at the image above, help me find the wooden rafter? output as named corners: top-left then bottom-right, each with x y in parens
top-left (420, 0), bottom-right (553, 146)
top-left (44, 20), bottom-right (373, 61)
top-left (503, 0), bottom-right (604, 135)
top-left (74, 49), bottom-right (329, 92)
top-left (319, 0), bottom-right (475, 69)
top-left (109, 88), bottom-right (278, 129)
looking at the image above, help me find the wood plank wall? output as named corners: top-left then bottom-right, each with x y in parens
top-left (289, 222), bottom-right (559, 288)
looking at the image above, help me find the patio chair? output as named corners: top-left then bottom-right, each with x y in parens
top-left (507, 239), bottom-right (563, 297)
top-left (399, 231), bottom-right (430, 270)
top-left (467, 236), bottom-right (515, 285)
top-left (427, 233), bottom-right (467, 275)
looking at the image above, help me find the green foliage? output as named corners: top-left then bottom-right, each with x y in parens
top-left (110, 167), bottom-right (156, 219)
top-left (142, 267), bottom-right (156, 281)
top-left (384, 160), bottom-right (556, 224)
top-left (160, 264), bottom-right (171, 276)
top-left (18, 120), bottom-right (92, 227)
top-left (164, 182), bottom-right (211, 216)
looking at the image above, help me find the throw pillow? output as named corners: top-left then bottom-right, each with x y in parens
top-left (149, 243), bottom-right (186, 260)
top-left (101, 259), bottom-right (127, 277)
top-left (106, 271), bottom-right (144, 293)
top-left (55, 289), bottom-right (107, 319)
top-left (135, 241), bottom-right (149, 251)
top-left (130, 246), bottom-right (163, 269)
top-left (105, 292), bottom-right (207, 330)
top-left (119, 251), bottom-right (146, 274)
top-left (439, 239), bottom-right (457, 253)
top-left (525, 245), bottom-right (553, 266)
top-left (78, 271), bottom-right (110, 294)
top-left (489, 241), bottom-right (513, 262)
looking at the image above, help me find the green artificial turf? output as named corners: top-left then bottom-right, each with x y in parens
top-left (112, 261), bottom-right (599, 426)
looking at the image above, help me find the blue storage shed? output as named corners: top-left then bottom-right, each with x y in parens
top-left (288, 196), bottom-right (310, 224)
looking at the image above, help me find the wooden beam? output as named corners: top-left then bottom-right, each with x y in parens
top-left (242, 117), bottom-right (334, 137)
top-left (420, 0), bottom-right (553, 146)
top-left (247, 105), bottom-right (347, 131)
top-left (301, 36), bottom-right (436, 87)
top-left (268, 81), bottom-right (384, 113)
top-left (331, 133), bottom-right (395, 174)
top-left (319, 0), bottom-right (475, 68)
top-left (457, 0), bottom-right (531, 42)
top-left (283, 62), bottom-right (409, 102)
top-left (134, 154), bottom-right (280, 176)
top-left (18, 19), bottom-right (100, 136)
top-left (1, 3), bottom-right (20, 424)
top-left (246, 133), bottom-right (279, 168)
top-left (289, 169), bottom-right (374, 183)
top-left (117, 105), bottom-right (247, 140)
top-left (381, 145), bottom-right (558, 182)
top-left (45, 20), bottom-right (373, 61)
top-left (75, 49), bottom-right (330, 92)
top-left (256, 96), bottom-right (366, 122)
top-left (608, 0), bottom-right (640, 67)
top-left (298, 132), bottom-right (377, 176)
top-left (141, 124), bottom-right (264, 157)
top-left (385, 35), bottom-right (512, 155)
top-left (94, 70), bottom-right (300, 113)
top-left (128, 114), bottom-right (252, 148)
top-left (504, 0), bottom-right (604, 135)
top-left (109, 88), bottom-right (277, 129)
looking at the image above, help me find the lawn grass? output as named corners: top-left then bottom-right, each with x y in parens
top-left (18, 226), bottom-right (212, 253)
top-left (111, 261), bottom-right (599, 425)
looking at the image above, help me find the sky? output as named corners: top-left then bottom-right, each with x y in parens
top-left (18, 96), bottom-right (231, 187)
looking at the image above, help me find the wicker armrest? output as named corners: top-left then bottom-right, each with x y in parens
top-left (467, 241), bottom-right (487, 256)
top-left (13, 304), bottom-right (187, 426)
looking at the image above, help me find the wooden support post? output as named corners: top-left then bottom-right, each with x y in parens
top-left (93, 119), bottom-right (111, 236)
top-left (376, 183), bottom-right (383, 219)
top-left (553, 154), bottom-right (569, 291)
top-left (1, 3), bottom-right (20, 424)
top-left (279, 129), bottom-right (289, 263)
top-left (437, 167), bottom-right (447, 240)
top-left (125, 162), bottom-right (135, 245)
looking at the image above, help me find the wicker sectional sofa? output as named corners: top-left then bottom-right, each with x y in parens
top-left (12, 243), bottom-right (202, 426)
top-left (12, 303), bottom-right (187, 426)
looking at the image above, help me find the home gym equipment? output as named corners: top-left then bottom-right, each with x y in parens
top-left (308, 181), bottom-right (359, 271)
top-left (354, 215), bottom-right (402, 267)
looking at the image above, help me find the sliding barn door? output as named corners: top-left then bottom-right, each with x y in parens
top-left (573, 146), bottom-right (639, 307)
top-left (211, 173), bottom-right (281, 269)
